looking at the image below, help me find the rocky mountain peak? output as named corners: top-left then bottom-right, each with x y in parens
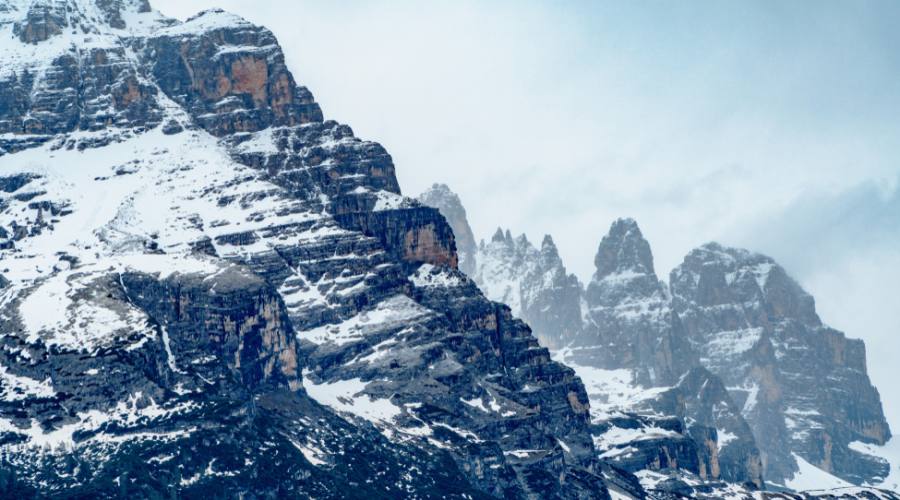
top-left (671, 242), bottom-right (819, 326)
top-left (541, 233), bottom-right (556, 249)
top-left (587, 218), bottom-right (665, 306)
top-left (0, 1), bottom-right (607, 496)
top-left (472, 227), bottom-right (582, 350)
top-left (592, 217), bottom-right (656, 282)
top-left (539, 234), bottom-right (559, 258)
top-left (7, 0), bottom-right (164, 44)
top-left (490, 226), bottom-right (505, 244)
top-left (418, 182), bottom-right (454, 199)
top-left (576, 218), bottom-right (694, 387)
top-left (670, 242), bottom-right (891, 485)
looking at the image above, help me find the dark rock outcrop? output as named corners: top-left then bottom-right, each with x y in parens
top-left (0, 264), bottom-right (482, 498)
top-left (335, 206), bottom-right (459, 268)
top-left (13, 0), bottom-right (67, 43)
top-left (577, 218), bottom-right (695, 387)
top-left (120, 267), bottom-right (303, 392)
top-left (418, 183), bottom-right (478, 275)
top-left (145, 9), bottom-right (323, 137)
top-left (652, 368), bottom-right (765, 488)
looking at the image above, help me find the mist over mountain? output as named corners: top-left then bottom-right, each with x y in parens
top-left (421, 184), bottom-right (899, 496)
top-left (0, 0), bottom-right (897, 498)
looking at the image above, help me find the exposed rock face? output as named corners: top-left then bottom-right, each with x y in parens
top-left (302, 266), bottom-right (606, 498)
top-left (0, 0), bottom-right (171, 151)
top-left (120, 267), bottom-right (303, 392)
top-left (334, 206), bottom-right (458, 268)
top-left (577, 218), bottom-right (694, 387)
top-left (13, 0), bottom-right (67, 43)
top-left (652, 368), bottom-right (764, 488)
top-left (473, 229), bottom-right (583, 349)
top-left (1, 1), bottom-right (892, 497)
top-left (522, 235), bottom-right (585, 351)
top-left (145, 9), bottom-right (322, 136)
top-left (577, 365), bottom-right (765, 497)
top-left (473, 214), bottom-right (893, 495)
top-left (670, 243), bottom-right (892, 485)
top-left (0, 261), bottom-right (481, 498)
top-left (418, 183), bottom-right (478, 275)
top-left (555, 219), bottom-right (764, 493)
top-left (96, 0), bottom-right (152, 30)
top-left (0, 1), bottom-right (611, 497)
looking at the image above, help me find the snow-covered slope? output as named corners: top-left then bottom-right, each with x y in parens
top-left (0, 2), bottom-right (615, 497)
top-left (470, 229), bottom-right (582, 349)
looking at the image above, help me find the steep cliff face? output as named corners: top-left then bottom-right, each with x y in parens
top-left (120, 266), bottom-right (303, 392)
top-left (670, 243), bottom-right (892, 485)
top-left (471, 212), bottom-right (894, 496)
top-left (418, 183), bottom-right (478, 275)
top-left (0, 0), bottom-right (170, 152)
top-left (522, 235), bottom-right (585, 351)
top-left (144, 8), bottom-right (323, 136)
top-left (0, 1), bottom-right (611, 497)
top-left (0, 258), bottom-right (481, 498)
top-left (556, 219), bottom-right (764, 494)
top-left (577, 218), bottom-right (694, 387)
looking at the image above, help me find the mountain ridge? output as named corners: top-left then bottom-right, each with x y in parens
top-left (0, 2), bottom-right (617, 497)
top-left (0, 1), bottom-right (895, 497)
top-left (420, 183), bottom-right (896, 496)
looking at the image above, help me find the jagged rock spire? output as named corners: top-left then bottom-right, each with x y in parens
top-left (592, 217), bottom-right (656, 281)
top-left (541, 234), bottom-right (556, 250)
top-left (586, 218), bottom-right (664, 311)
top-left (556, 217), bottom-right (763, 489)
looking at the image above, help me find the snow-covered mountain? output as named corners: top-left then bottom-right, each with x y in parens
top-left (670, 243), bottom-right (892, 486)
top-left (576, 218), bottom-right (694, 387)
top-left (467, 228), bottom-right (582, 350)
top-left (0, 1), bottom-right (625, 497)
top-left (1, 0), bottom-right (895, 496)
top-left (420, 185), bottom-right (898, 497)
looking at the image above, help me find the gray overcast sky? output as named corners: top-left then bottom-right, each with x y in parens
top-left (153, 0), bottom-right (900, 427)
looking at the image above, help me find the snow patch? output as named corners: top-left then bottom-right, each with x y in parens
top-left (0, 365), bottom-right (55, 401)
top-left (298, 295), bottom-right (432, 346)
top-left (409, 263), bottom-right (463, 288)
top-left (302, 372), bottom-right (401, 425)
top-left (785, 453), bottom-right (852, 491)
top-left (717, 429), bottom-right (737, 450)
